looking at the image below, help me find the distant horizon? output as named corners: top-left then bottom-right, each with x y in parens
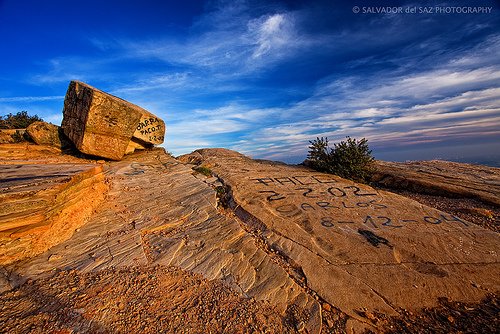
top-left (172, 140), bottom-right (500, 168)
top-left (1, 0), bottom-right (499, 164)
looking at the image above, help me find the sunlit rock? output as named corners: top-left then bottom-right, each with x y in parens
top-left (61, 81), bottom-right (165, 160)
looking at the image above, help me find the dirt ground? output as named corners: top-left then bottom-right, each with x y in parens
top-left (1, 266), bottom-right (498, 334)
top-left (364, 293), bottom-right (499, 334)
top-left (0, 266), bottom-right (298, 334)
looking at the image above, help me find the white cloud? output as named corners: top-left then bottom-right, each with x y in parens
top-left (250, 13), bottom-right (294, 59)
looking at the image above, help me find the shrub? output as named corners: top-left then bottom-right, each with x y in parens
top-left (0, 111), bottom-right (43, 129)
top-left (305, 137), bottom-right (331, 173)
top-left (11, 130), bottom-right (26, 143)
top-left (304, 136), bottom-right (374, 182)
top-left (193, 166), bottom-right (213, 177)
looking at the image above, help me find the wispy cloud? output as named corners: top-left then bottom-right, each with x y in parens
top-left (0, 95), bottom-right (64, 102)
top-left (195, 32), bottom-right (500, 161)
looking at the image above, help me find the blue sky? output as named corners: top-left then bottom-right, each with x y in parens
top-left (1, 0), bottom-right (499, 164)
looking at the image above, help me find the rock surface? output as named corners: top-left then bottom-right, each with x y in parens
top-left (1, 147), bottom-right (321, 333)
top-left (181, 148), bottom-right (500, 329)
top-left (61, 81), bottom-right (165, 160)
top-left (0, 157), bottom-right (108, 265)
top-left (372, 160), bottom-right (500, 206)
top-left (1, 146), bottom-right (499, 333)
top-left (26, 121), bottom-right (71, 149)
top-left (0, 143), bottom-right (95, 165)
top-left (0, 129), bottom-right (25, 144)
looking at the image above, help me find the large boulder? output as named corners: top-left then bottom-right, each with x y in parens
top-left (61, 81), bottom-right (165, 160)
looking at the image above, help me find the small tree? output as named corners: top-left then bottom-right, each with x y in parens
top-left (0, 111), bottom-right (43, 129)
top-left (304, 136), bottom-right (374, 182)
top-left (305, 137), bottom-right (331, 172)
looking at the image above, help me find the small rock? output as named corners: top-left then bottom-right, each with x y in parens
top-left (322, 303), bottom-right (331, 312)
top-left (48, 254), bottom-right (62, 262)
top-left (296, 321), bottom-right (305, 332)
top-left (26, 121), bottom-right (71, 148)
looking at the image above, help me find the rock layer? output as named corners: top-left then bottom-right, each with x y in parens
top-left (61, 81), bottom-right (165, 160)
top-left (0, 162), bottom-right (108, 265)
top-left (372, 160), bottom-right (500, 206)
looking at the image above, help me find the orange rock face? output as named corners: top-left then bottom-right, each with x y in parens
top-left (0, 149), bottom-right (109, 265)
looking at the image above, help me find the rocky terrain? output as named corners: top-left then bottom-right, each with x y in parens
top-left (372, 160), bottom-right (499, 233)
top-left (0, 81), bottom-right (498, 333)
top-left (373, 160), bottom-right (500, 206)
top-left (1, 144), bottom-right (498, 333)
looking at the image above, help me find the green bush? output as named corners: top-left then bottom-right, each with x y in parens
top-left (304, 136), bottom-right (374, 182)
top-left (11, 130), bottom-right (26, 143)
top-left (193, 166), bottom-right (213, 177)
top-left (0, 111), bottom-right (43, 129)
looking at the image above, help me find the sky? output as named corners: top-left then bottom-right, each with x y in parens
top-left (0, 0), bottom-right (499, 164)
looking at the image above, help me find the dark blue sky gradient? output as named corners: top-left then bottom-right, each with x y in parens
top-left (1, 0), bottom-right (499, 164)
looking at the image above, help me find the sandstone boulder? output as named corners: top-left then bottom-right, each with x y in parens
top-left (26, 121), bottom-right (72, 149)
top-left (61, 81), bottom-right (165, 160)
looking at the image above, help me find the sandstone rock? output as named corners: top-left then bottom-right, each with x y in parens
top-left (0, 159), bottom-right (108, 265)
top-left (2, 147), bottom-right (499, 333)
top-left (61, 81), bottom-right (165, 160)
top-left (177, 150), bottom-right (203, 165)
top-left (372, 160), bottom-right (500, 206)
top-left (26, 121), bottom-right (71, 149)
top-left (0, 143), bottom-right (92, 164)
top-left (0, 129), bottom-right (26, 143)
top-left (1, 148), bottom-right (321, 333)
top-left (181, 149), bottom-right (500, 326)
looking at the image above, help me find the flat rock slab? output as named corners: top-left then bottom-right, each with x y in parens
top-left (373, 160), bottom-right (500, 206)
top-left (0, 143), bottom-right (94, 165)
top-left (0, 163), bottom-right (99, 194)
top-left (181, 149), bottom-right (500, 328)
